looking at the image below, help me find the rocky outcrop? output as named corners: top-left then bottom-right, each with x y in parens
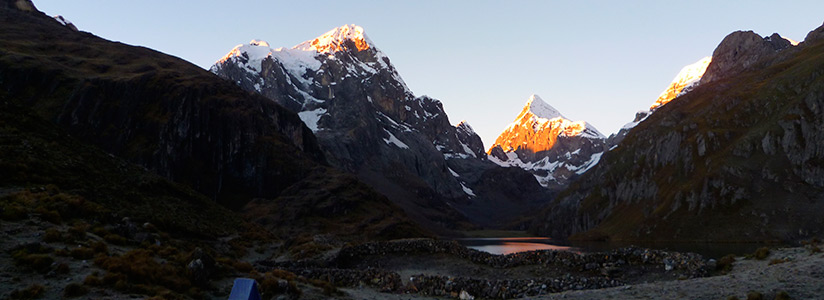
top-left (1, 0), bottom-right (36, 11)
top-left (804, 21), bottom-right (824, 44)
top-left (531, 24), bottom-right (824, 242)
top-left (700, 31), bottom-right (794, 84)
top-left (52, 15), bottom-right (77, 31)
top-left (455, 121), bottom-right (486, 159)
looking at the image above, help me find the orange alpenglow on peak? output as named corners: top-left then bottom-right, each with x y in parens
top-left (294, 24), bottom-right (372, 54)
top-left (650, 57), bottom-right (712, 110)
top-left (488, 94), bottom-right (601, 154)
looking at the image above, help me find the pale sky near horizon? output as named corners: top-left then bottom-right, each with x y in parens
top-left (34, 1), bottom-right (824, 148)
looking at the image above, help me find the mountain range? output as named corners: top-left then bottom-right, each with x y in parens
top-left (6, 0), bottom-right (824, 252)
top-left (7, 1), bottom-right (824, 298)
top-left (210, 25), bottom-right (551, 231)
top-left (210, 21), bottom-right (824, 243)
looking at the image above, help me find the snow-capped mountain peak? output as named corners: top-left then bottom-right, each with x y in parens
top-left (504, 94), bottom-right (603, 140)
top-left (214, 40), bottom-right (276, 72)
top-left (523, 94), bottom-right (564, 119)
top-left (249, 39), bottom-right (269, 47)
top-left (650, 57), bottom-right (711, 110)
top-left (211, 24), bottom-right (402, 94)
top-left (488, 95), bottom-right (606, 188)
top-left (294, 24), bottom-right (373, 54)
top-left (609, 57), bottom-right (714, 147)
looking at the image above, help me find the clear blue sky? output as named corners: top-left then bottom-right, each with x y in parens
top-left (35, 1), bottom-right (824, 147)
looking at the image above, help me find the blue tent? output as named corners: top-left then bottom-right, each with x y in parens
top-left (228, 278), bottom-right (261, 300)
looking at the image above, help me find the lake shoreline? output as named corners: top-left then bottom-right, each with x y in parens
top-left (454, 235), bottom-right (778, 259)
top-left (264, 238), bottom-right (709, 299)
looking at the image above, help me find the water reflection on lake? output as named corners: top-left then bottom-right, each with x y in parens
top-left (458, 237), bottom-right (578, 255)
top-left (458, 237), bottom-right (774, 258)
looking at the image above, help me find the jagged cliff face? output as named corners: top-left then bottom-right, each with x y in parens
top-left (0, 11), bottom-right (329, 209)
top-left (488, 95), bottom-right (606, 190)
top-left (211, 26), bottom-right (551, 230)
top-left (531, 25), bottom-right (824, 242)
top-left (700, 32), bottom-right (795, 84)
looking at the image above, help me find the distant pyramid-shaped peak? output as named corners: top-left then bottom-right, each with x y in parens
top-left (294, 24), bottom-right (373, 54)
top-left (522, 94), bottom-right (564, 120)
top-left (491, 94), bottom-right (604, 154)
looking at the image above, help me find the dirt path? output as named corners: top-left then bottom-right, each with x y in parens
top-left (536, 245), bottom-right (824, 300)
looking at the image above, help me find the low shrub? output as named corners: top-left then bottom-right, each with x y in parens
top-left (12, 248), bottom-right (54, 274)
top-left (68, 222), bottom-right (90, 241)
top-left (70, 246), bottom-right (95, 260)
top-left (35, 207), bottom-right (61, 224)
top-left (103, 233), bottom-right (128, 245)
top-left (63, 282), bottom-right (89, 298)
top-left (774, 290), bottom-right (790, 300)
top-left (84, 274), bottom-right (102, 286)
top-left (0, 202), bottom-right (28, 221)
top-left (90, 241), bottom-right (109, 255)
top-left (9, 284), bottom-right (45, 299)
top-left (752, 247), bottom-right (770, 260)
top-left (94, 249), bottom-right (191, 296)
top-left (747, 291), bottom-right (763, 300)
top-left (233, 261), bottom-right (253, 273)
top-left (252, 271), bottom-right (302, 299)
top-left (42, 228), bottom-right (63, 243)
top-left (55, 262), bottom-right (70, 274)
top-left (717, 254), bottom-right (736, 273)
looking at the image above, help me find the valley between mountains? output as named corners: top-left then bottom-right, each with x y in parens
top-left (2, 1), bottom-right (824, 299)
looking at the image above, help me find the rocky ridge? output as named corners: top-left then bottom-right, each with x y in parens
top-left (700, 32), bottom-right (796, 84)
top-left (608, 56), bottom-right (712, 147)
top-left (531, 25), bottom-right (824, 241)
top-left (609, 32), bottom-right (798, 148)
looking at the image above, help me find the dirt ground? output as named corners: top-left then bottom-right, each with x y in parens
top-left (334, 243), bottom-right (824, 300)
top-left (535, 244), bottom-right (824, 300)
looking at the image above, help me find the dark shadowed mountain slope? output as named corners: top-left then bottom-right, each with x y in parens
top-left (0, 3), bottom-right (325, 208)
top-left (531, 24), bottom-right (824, 242)
top-left (0, 2), bottom-right (427, 243)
